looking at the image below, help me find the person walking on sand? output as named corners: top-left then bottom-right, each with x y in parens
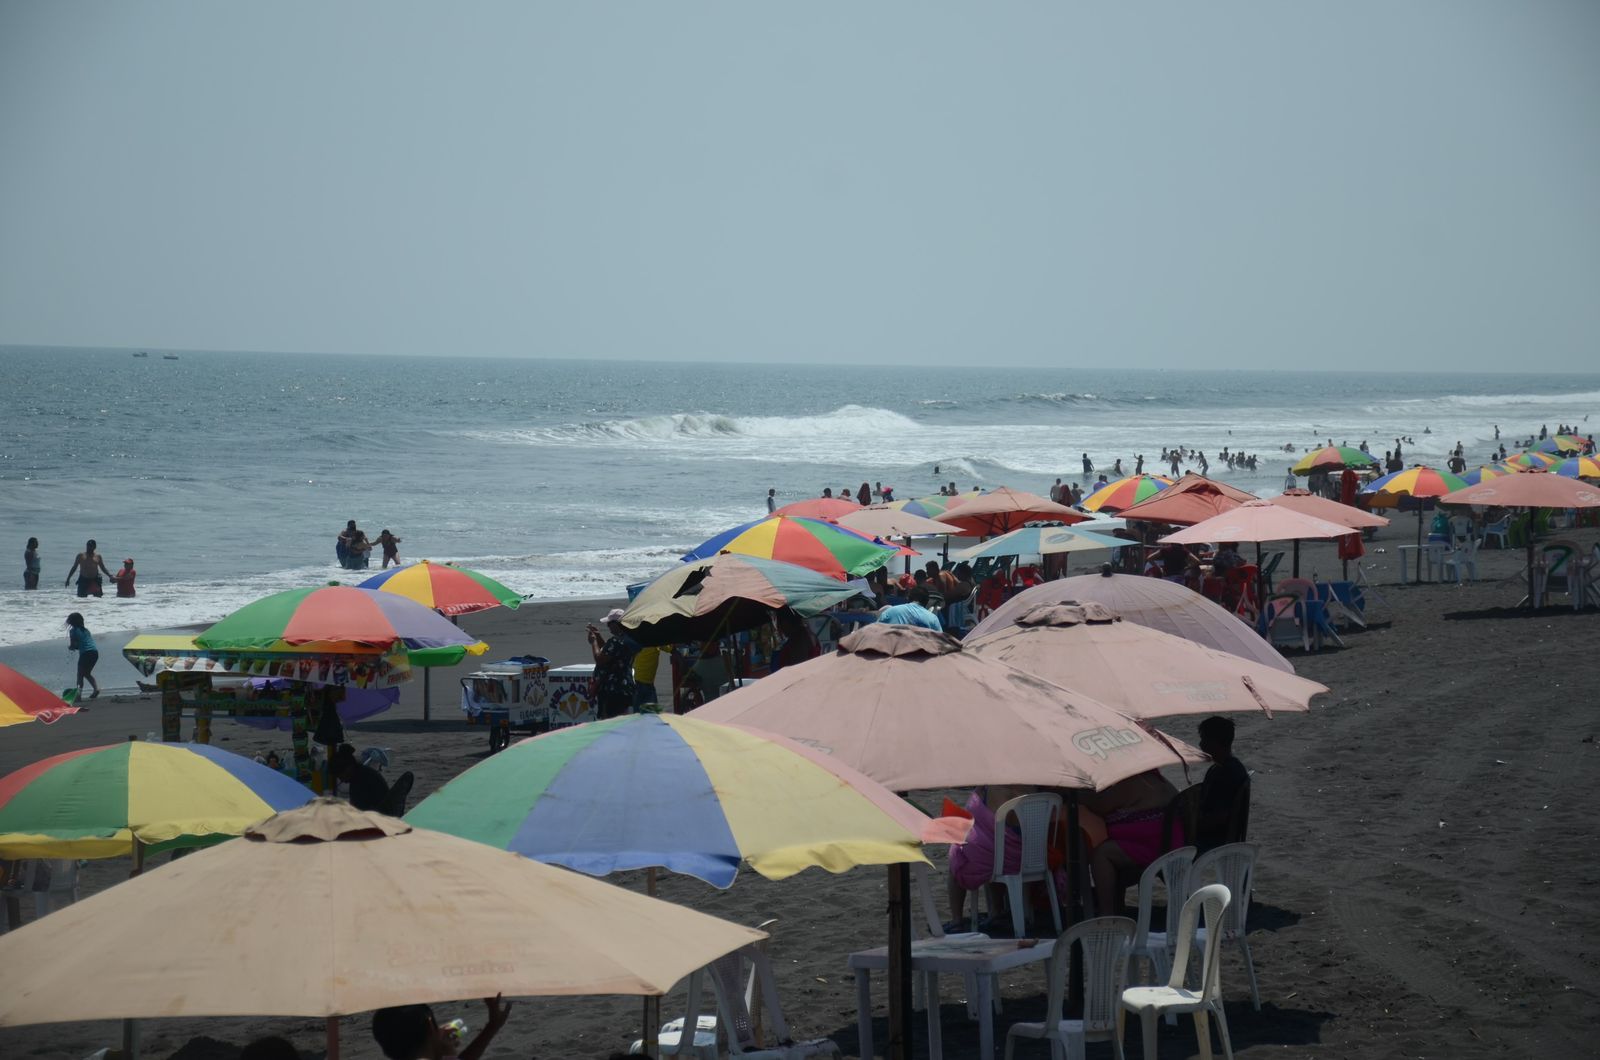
top-left (110, 557), bottom-right (137, 597)
top-left (66, 612), bottom-right (100, 699)
top-left (24, 537), bottom-right (41, 590)
top-left (65, 539), bottom-right (112, 597)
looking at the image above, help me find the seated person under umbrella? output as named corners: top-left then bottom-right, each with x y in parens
top-left (333, 743), bottom-right (390, 813)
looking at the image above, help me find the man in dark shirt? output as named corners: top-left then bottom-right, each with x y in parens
top-left (1194, 715), bottom-right (1249, 853)
top-left (334, 743), bottom-right (391, 813)
top-left (588, 608), bottom-right (640, 719)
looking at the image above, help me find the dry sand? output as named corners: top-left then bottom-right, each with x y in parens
top-left (2, 526), bottom-right (1598, 1059)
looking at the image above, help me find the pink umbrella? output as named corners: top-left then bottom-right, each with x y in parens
top-left (1267, 490), bottom-right (1389, 576)
top-left (1161, 500), bottom-right (1356, 608)
top-left (932, 486), bottom-right (1090, 536)
top-left (774, 497), bottom-right (863, 520)
top-left (1441, 473), bottom-right (1600, 606)
top-left (967, 603), bottom-right (1327, 719)
top-left (966, 570), bottom-right (1294, 673)
top-left (1117, 473), bottom-right (1258, 527)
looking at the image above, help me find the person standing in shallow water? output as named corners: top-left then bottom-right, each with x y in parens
top-left (66, 539), bottom-right (112, 597)
top-left (24, 537), bottom-right (41, 590)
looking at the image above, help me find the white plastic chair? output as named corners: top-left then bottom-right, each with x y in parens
top-left (1191, 843), bottom-right (1260, 1011)
top-left (1481, 516), bottom-right (1510, 550)
top-left (1441, 535), bottom-right (1478, 585)
top-left (1120, 884), bottom-right (1235, 1060)
top-left (911, 863), bottom-right (995, 1020)
top-left (706, 944), bottom-right (840, 1058)
top-left (982, 793), bottom-right (1064, 940)
top-left (1538, 541), bottom-right (1582, 609)
top-left (1127, 847), bottom-right (1196, 989)
top-left (1005, 916), bottom-right (1134, 1060)
top-left (631, 967), bottom-right (717, 1060)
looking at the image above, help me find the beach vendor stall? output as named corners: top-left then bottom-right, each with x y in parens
top-left (122, 635), bottom-right (412, 787)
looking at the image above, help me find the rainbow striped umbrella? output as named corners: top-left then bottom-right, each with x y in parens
top-left (1458, 463), bottom-right (1521, 486)
top-left (358, 560), bottom-right (522, 617)
top-left (884, 492), bottom-right (981, 518)
top-left (0, 742), bottom-right (314, 858)
top-left (681, 515), bottom-right (899, 579)
top-left (1549, 455), bottom-right (1600, 480)
top-left (1291, 446), bottom-right (1380, 475)
top-left (406, 714), bottom-right (965, 888)
top-left (197, 585), bottom-right (488, 655)
top-left (1360, 465), bottom-right (1469, 504)
top-left (1535, 434), bottom-right (1586, 455)
top-left (1503, 450), bottom-right (1560, 470)
top-left (1080, 474), bottom-right (1173, 513)
top-left (0, 664), bottom-right (80, 727)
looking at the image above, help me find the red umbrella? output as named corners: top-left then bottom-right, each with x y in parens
top-left (931, 486), bottom-right (1089, 536)
top-left (1117, 474), bottom-right (1258, 526)
top-left (0, 664), bottom-right (82, 726)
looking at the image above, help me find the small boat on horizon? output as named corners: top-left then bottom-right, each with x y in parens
top-left (132, 351), bottom-right (148, 358)
top-left (162, 353), bottom-right (179, 360)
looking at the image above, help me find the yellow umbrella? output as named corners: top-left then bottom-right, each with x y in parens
top-left (0, 800), bottom-right (765, 1052)
top-left (0, 663), bottom-right (80, 727)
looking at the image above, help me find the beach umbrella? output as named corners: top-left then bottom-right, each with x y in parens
top-left (0, 799), bottom-right (765, 1057)
top-left (1117, 473), bottom-right (1258, 526)
top-left (1159, 500), bottom-right (1357, 603)
top-left (1440, 474), bottom-right (1600, 606)
top-left (967, 569), bottom-right (1293, 672)
top-left (1079, 474), bottom-right (1174, 513)
top-left (1535, 434), bottom-right (1586, 455)
top-left (948, 524), bottom-right (1131, 563)
top-left (619, 553), bottom-right (867, 647)
top-left (358, 561), bottom-right (519, 720)
top-left (1360, 466), bottom-right (1469, 579)
top-left (835, 505), bottom-right (956, 539)
top-left (884, 493), bottom-right (978, 518)
top-left (1266, 489), bottom-right (1389, 575)
top-left (1290, 446), bottom-right (1380, 475)
top-left (1501, 450), bottom-right (1560, 470)
top-left (1457, 463), bottom-right (1522, 486)
top-left (357, 559), bottom-right (521, 616)
top-left (681, 515), bottom-right (900, 579)
top-left (197, 585), bottom-right (489, 655)
top-left (932, 486), bottom-right (1090, 536)
top-left (408, 713), bottom-right (968, 888)
top-left (1548, 455), bottom-right (1600, 480)
top-left (694, 623), bottom-right (1205, 1058)
top-left (0, 663), bottom-right (81, 727)
top-left (773, 496), bottom-right (862, 519)
top-left (966, 603), bottom-right (1327, 720)
top-left (0, 741), bottom-right (314, 860)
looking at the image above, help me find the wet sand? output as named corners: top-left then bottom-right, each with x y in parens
top-left (2, 526), bottom-right (1597, 1059)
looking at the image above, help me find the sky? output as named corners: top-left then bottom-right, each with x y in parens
top-left (2, 2), bottom-right (1598, 370)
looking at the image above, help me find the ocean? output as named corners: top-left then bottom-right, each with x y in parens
top-left (2, 346), bottom-right (1596, 650)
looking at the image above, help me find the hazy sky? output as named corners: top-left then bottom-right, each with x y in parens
top-left (3, 2), bottom-right (1598, 370)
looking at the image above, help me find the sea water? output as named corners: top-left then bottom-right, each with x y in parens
top-left (2, 346), bottom-right (1596, 648)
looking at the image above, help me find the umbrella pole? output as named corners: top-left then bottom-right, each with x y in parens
top-left (326, 1016), bottom-right (340, 1060)
top-left (423, 668), bottom-right (431, 723)
top-left (643, 868), bottom-right (660, 1057)
top-left (1526, 507), bottom-right (1537, 607)
top-left (122, 835), bottom-right (145, 1057)
top-left (1292, 540), bottom-right (1300, 578)
top-left (886, 863), bottom-right (913, 1060)
top-left (1415, 504), bottom-right (1424, 583)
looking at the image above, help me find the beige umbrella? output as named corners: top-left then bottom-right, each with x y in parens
top-left (1266, 490), bottom-right (1389, 576)
top-left (966, 570), bottom-right (1294, 673)
top-left (0, 800), bottom-right (764, 1054)
top-left (1160, 500), bottom-right (1357, 609)
top-left (693, 622), bottom-right (1206, 791)
top-left (966, 603), bottom-right (1328, 719)
top-left (836, 505), bottom-right (957, 539)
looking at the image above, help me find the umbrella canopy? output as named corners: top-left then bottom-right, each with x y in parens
top-left (773, 497), bottom-right (863, 519)
top-left (619, 554), bottom-right (866, 647)
top-left (196, 586), bottom-right (489, 655)
top-left (0, 800), bottom-right (766, 1025)
top-left (0, 664), bottom-right (81, 727)
top-left (1291, 446), bottom-right (1380, 475)
top-left (1117, 473), bottom-right (1258, 526)
top-left (885, 493), bottom-right (977, 518)
top-left (1158, 501), bottom-right (1357, 546)
top-left (949, 525), bottom-right (1131, 563)
top-left (1359, 465), bottom-right (1469, 505)
top-left (1267, 490), bottom-right (1389, 529)
top-left (933, 486), bottom-right (1090, 536)
top-left (407, 713), bottom-right (968, 889)
top-left (965, 570), bottom-right (1294, 673)
top-left (681, 515), bottom-right (900, 579)
top-left (1079, 474), bottom-right (1174, 513)
top-left (966, 603), bottom-right (1326, 720)
top-left (836, 505), bottom-right (956, 539)
top-left (1458, 463), bottom-right (1522, 486)
top-left (692, 623), bottom-right (1206, 792)
top-left (1441, 473), bottom-right (1600, 511)
top-left (1501, 450), bottom-right (1560, 470)
top-left (358, 560), bottom-right (522, 616)
top-left (0, 742), bottom-right (314, 859)
top-left (1548, 455), bottom-right (1600, 480)
top-left (1535, 434), bottom-right (1586, 455)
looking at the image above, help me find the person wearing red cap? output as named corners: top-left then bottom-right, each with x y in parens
top-left (110, 557), bottom-right (137, 598)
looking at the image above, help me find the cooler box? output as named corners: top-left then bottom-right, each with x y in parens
top-left (547, 664), bottom-right (597, 728)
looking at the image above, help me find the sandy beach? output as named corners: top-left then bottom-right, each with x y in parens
top-left (2, 525), bottom-right (1598, 1060)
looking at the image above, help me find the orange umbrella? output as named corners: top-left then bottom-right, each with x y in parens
top-left (1441, 473), bottom-right (1600, 605)
top-left (931, 486), bottom-right (1089, 536)
top-left (0, 664), bottom-right (81, 727)
top-left (1117, 473), bottom-right (1258, 526)
top-left (967, 569), bottom-right (1293, 672)
top-left (967, 603), bottom-right (1327, 719)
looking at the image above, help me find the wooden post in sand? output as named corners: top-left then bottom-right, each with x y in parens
top-left (123, 807), bottom-right (145, 1058)
top-left (642, 867), bottom-right (661, 1057)
top-left (326, 1016), bottom-right (341, 1060)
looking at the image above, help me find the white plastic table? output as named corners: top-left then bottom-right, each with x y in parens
top-left (847, 935), bottom-right (1056, 1060)
top-left (1397, 542), bottom-right (1448, 582)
